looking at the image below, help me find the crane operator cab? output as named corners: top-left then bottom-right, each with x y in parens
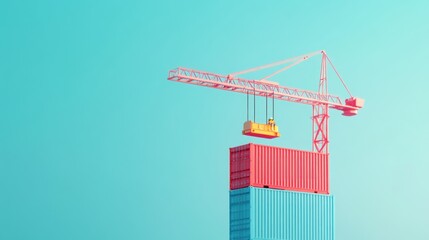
top-left (242, 118), bottom-right (280, 139)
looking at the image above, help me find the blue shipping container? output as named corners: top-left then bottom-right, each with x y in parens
top-left (230, 187), bottom-right (334, 240)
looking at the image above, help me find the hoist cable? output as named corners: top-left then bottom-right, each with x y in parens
top-left (246, 90), bottom-right (249, 121)
top-left (266, 94), bottom-right (268, 123)
top-left (272, 92), bottom-right (275, 120)
top-left (253, 82), bottom-right (256, 122)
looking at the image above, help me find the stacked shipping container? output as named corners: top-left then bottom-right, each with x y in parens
top-left (229, 143), bottom-right (334, 240)
top-left (230, 143), bottom-right (329, 193)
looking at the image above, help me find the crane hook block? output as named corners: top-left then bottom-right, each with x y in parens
top-left (242, 120), bottom-right (280, 139)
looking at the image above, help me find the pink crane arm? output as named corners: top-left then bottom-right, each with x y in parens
top-left (167, 67), bottom-right (362, 114)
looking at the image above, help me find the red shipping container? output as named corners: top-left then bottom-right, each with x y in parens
top-left (230, 143), bottom-right (329, 194)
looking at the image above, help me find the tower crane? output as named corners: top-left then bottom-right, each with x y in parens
top-left (167, 50), bottom-right (364, 153)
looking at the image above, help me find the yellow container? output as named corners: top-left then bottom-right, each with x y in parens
top-left (242, 121), bottom-right (280, 139)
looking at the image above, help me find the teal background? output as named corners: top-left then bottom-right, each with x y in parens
top-left (1, 1), bottom-right (428, 239)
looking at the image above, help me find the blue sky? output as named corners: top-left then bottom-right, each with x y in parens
top-left (1, 1), bottom-right (429, 239)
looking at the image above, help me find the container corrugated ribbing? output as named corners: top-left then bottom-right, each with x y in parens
top-left (230, 187), bottom-right (335, 240)
top-left (230, 143), bottom-right (329, 194)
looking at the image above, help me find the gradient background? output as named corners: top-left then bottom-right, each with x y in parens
top-left (1, 1), bottom-right (429, 239)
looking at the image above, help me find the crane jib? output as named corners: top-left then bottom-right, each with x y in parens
top-left (168, 67), bottom-right (362, 113)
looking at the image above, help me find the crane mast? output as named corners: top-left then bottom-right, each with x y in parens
top-left (167, 50), bottom-right (364, 153)
top-left (313, 53), bottom-right (329, 153)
